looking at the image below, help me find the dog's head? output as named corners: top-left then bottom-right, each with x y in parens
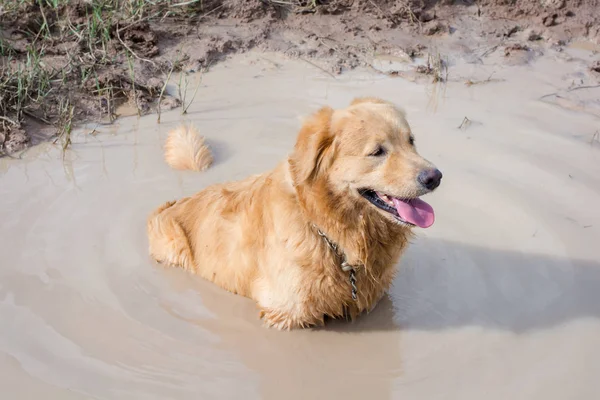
top-left (289, 97), bottom-right (442, 229)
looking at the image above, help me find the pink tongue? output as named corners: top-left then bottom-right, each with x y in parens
top-left (391, 197), bottom-right (435, 228)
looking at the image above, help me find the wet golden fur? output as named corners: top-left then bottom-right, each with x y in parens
top-left (147, 97), bottom-right (439, 329)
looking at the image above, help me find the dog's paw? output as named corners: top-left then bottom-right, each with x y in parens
top-left (259, 308), bottom-right (324, 330)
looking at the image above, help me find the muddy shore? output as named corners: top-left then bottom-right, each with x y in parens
top-left (1, 0), bottom-right (599, 154)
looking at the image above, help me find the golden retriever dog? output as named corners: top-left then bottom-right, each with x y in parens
top-left (147, 97), bottom-right (442, 330)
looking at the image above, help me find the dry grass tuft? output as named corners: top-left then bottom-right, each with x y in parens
top-left (419, 50), bottom-right (448, 113)
top-left (0, 0), bottom-right (207, 155)
top-left (465, 72), bottom-right (504, 87)
top-left (164, 124), bottom-right (213, 172)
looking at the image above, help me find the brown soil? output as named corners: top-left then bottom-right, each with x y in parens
top-left (1, 0), bottom-right (599, 155)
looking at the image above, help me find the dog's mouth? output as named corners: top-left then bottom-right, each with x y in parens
top-left (358, 189), bottom-right (435, 228)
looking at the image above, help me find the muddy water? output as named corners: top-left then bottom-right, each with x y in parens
top-left (2, 50), bottom-right (600, 399)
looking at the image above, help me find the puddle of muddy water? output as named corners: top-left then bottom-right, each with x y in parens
top-left (1, 50), bottom-right (600, 400)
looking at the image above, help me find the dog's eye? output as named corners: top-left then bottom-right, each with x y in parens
top-left (409, 136), bottom-right (415, 146)
top-left (370, 146), bottom-right (386, 157)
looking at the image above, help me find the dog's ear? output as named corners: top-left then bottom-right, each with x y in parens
top-left (290, 106), bottom-right (335, 184)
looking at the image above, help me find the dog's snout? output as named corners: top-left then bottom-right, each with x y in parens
top-left (418, 168), bottom-right (442, 190)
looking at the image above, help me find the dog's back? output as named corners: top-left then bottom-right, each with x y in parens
top-left (147, 162), bottom-right (301, 299)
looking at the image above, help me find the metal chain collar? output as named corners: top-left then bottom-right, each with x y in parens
top-left (315, 227), bottom-right (359, 301)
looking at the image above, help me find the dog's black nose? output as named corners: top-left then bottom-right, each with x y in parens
top-left (418, 168), bottom-right (442, 190)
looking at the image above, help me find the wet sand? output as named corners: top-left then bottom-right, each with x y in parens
top-left (1, 49), bottom-right (600, 399)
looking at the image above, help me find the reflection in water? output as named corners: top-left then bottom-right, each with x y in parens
top-left (1, 51), bottom-right (599, 399)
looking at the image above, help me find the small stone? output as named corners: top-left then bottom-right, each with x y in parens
top-left (424, 22), bottom-right (447, 36)
top-left (526, 29), bottom-right (543, 41)
top-left (146, 77), bottom-right (162, 88)
top-left (542, 13), bottom-right (558, 27)
top-left (556, 39), bottom-right (566, 46)
top-left (159, 96), bottom-right (181, 111)
top-left (3, 128), bottom-right (29, 154)
top-left (419, 11), bottom-right (435, 23)
top-left (541, 0), bottom-right (565, 9)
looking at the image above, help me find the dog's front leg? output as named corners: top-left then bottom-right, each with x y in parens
top-left (258, 306), bottom-right (325, 331)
